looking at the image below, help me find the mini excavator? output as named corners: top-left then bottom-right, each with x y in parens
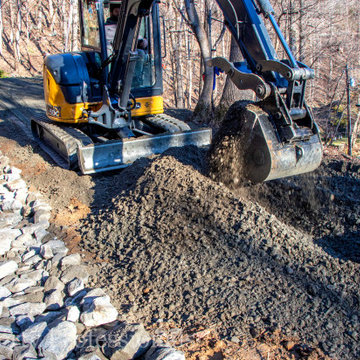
top-left (31, 0), bottom-right (322, 182)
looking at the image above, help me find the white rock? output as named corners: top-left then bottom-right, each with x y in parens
top-left (22, 249), bottom-right (36, 262)
top-left (40, 243), bottom-right (54, 259)
top-left (0, 183), bottom-right (9, 193)
top-left (21, 223), bottom-right (46, 235)
top-left (80, 297), bottom-right (118, 327)
top-left (6, 277), bottom-right (37, 293)
top-left (61, 265), bottom-right (89, 284)
top-left (61, 253), bottom-right (81, 269)
top-left (0, 261), bottom-right (18, 280)
top-left (67, 278), bottom-right (84, 297)
top-left (0, 190), bottom-right (14, 201)
top-left (34, 210), bottom-right (51, 224)
top-left (11, 233), bottom-right (39, 250)
top-left (66, 306), bottom-right (80, 322)
top-left (32, 200), bottom-right (51, 211)
top-left (20, 269), bottom-right (45, 283)
top-left (12, 343), bottom-right (37, 359)
top-left (0, 213), bottom-right (22, 229)
top-left (9, 302), bottom-right (46, 317)
top-left (9, 166), bottom-right (22, 176)
top-left (14, 188), bottom-right (28, 204)
top-left (44, 239), bottom-right (67, 254)
top-left (44, 290), bottom-right (64, 310)
top-left (0, 344), bottom-right (13, 358)
top-left (6, 179), bottom-right (27, 191)
top-left (4, 172), bottom-right (21, 182)
top-left (0, 297), bottom-right (23, 308)
top-left (51, 253), bottom-right (65, 267)
top-left (16, 265), bottom-right (31, 275)
top-left (0, 286), bottom-right (11, 300)
top-left (44, 276), bottom-right (65, 293)
top-left (144, 344), bottom-right (186, 360)
top-left (102, 322), bottom-right (152, 359)
top-left (24, 285), bottom-right (44, 295)
top-left (0, 229), bottom-right (21, 255)
top-left (38, 321), bottom-right (77, 359)
top-left (24, 254), bottom-right (42, 266)
top-left (0, 332), bottom-right (17, 342)
top-left (81, 288), bottom-right (109, 308)
top-left (21, 321), bottom-right (47, 346)
top-left (34, 228), bottom-right (49, 242)
top-left (1, 199), bottom-right (23, 211)
top-left (78, 352), bottom-right (106, 360)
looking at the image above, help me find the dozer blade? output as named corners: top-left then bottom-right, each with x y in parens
top-left (78, 128), bottom-right (212, 175)
top-left (208, 102), bottom-right (322, 184)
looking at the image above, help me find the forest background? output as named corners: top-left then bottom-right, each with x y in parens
top-left (0, 0), bottom-right (359, 143)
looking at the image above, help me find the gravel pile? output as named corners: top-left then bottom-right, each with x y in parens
top-left (80, 147), bottom-right (360, 359)
top-left (244, 155), bottom-right (360, 262)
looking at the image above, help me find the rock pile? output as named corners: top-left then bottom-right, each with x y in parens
top-left (80, 148), bottom-right (360, 359)
top-left (0, 151), bottom-right (184, 359)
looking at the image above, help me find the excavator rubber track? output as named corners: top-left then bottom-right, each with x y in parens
top-left (31, 116), bottom-right (93, 170)
top-left (146, 114), bottom-right (191, 132)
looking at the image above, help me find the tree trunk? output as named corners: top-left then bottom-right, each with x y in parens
top-left (184, 0), bottom-right (213, 121)
top-left (352, 95), bottom-right (360, 151)
top-left (174, 13), bottom-right (185, 108)
top-left (185, 31), bottom-right (193, 108)
top-left (169, 29), bottom-right (178, 106)
top-left (72, 0), bottom-right (79, 51)
top-left (65, 0), bottom-right (74, 52)
top-left (15, 0), bottom-right (21, 61)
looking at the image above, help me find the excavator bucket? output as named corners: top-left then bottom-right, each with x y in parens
top-left (208, 102), bottom-right (322, 184)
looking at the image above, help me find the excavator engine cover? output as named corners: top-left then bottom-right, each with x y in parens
top-left (208, 101), bottom-right (322, 184)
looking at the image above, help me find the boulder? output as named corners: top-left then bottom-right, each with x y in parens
top-left (102, 322), bottom-right (152, 360)
top-left (44, 276), bottom-right (65, 293)
top-left (61, 265), bottom-right (89, 284)
top-left (67, 278), bottom-right (84, 297)
top-left (38, 321), bottom-right (77, 359)
top-left (21, 321), bottom-right (48, 346)
top-left (0, 260), bottom-right (18, 280)
top-left (44, 290), bottom-right (64, 310)
top-left (144, 344), bottom-right (185, 360)
top-left (61, 253), bottom-right (81, 269)
top-left (80, 296), bottom-right (118, 327)
top-left (9, 302), bottom-right (46, 317)
top-left (0, 229), bottom-right (21, 255)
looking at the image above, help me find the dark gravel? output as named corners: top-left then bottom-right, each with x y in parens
top-left (79, 147), bottom-right (360, 359)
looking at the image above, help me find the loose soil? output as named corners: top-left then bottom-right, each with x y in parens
top-left (0, 78), bottom-right (359, 359)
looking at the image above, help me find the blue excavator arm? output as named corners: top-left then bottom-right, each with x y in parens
top-left (105, 0), bottom-right (322, 182)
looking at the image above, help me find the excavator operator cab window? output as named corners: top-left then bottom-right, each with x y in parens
top-left (131, 15), bottom-right (156, 90)
top-left (104, 3), bottom-right (119, 56)
top-left (80, 0), bottom-right (101, 49)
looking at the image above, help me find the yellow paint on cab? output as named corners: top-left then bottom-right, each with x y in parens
top-left (44, 67), bottom-right (164, 123)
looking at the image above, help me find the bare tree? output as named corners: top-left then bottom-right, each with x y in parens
top-left (184, 0), bottom-right (213, 120)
